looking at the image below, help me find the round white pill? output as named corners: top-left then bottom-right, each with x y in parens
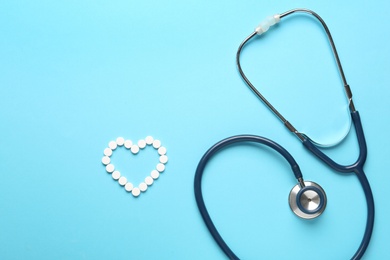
top-left (145, 176), bottom-right (154, 186)
top-left (151, 170), bottom-right (160, 179)
top-left (145, 136), bottom-right (154, 145)
top-left (139, 182), bottom-right (148, 192)
top-left (160, 155), bottom-right (168, 164)
top-left (112, 170), bottom-right (120, 180)
top-left (116, 137), bottom-right (125, 146)
top-left (118, 176), bottom-right (127, 186)
top-left (156, 163), bottom-right (165, 172)
top-left (101, 156), bottom-right (110, 165)
top-left (125, 182), bottom-right (133, 192)
top-left (108, 141), bottom-right (117, 150)
top-left (124, 140), bottom-right (133, 149)
top-left (106, 164), bottom-right (115, 173)
top-left (131, 145), bottom-right (139, 154)
top-left (153, 140), bottom-right (161, 149)
top-left (138, 139), bottom-right (146, 149)
top-left (132, 187), bottom-right (141, 197)
top-left (104, 148), bottom-right (113, 157)
top-left (158, 146), bottom-right (167, 155)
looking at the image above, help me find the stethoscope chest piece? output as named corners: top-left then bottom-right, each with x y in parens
top-left (289, 181), bottom-right (327, 219)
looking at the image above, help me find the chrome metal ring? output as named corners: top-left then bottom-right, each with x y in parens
top-left (289, 181), bottom-right (327, 219)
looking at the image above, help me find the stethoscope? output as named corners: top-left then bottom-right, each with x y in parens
top-left (194, 9), bottom-right (374, 260)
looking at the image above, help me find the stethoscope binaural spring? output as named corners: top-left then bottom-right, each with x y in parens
top-left (194, 8), bottom-right (374, 260)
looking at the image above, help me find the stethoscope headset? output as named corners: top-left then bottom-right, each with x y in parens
top-left (194, 8), bottom-right (374, 260)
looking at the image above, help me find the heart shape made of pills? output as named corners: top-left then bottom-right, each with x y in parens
top-left (101, 136), bottom-right (168, 197)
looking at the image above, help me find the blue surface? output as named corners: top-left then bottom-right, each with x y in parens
top-left (1, 1), bottom-right (389, 259)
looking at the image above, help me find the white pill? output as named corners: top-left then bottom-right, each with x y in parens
top-left (160, 155), bottom-right (168, 164)
top-left (124, 140), bottom-right (133, 149)
top-left (145, 176), bottom-right (154, 186)
top-left (138, 139), bottom-right (146, 149)
top-left (139, 182), bottom-right (148, 192)
top-left (158, 146), bottom-right (167, 155)
top-left (106, 164), bottom-right (115, 173)
top-left (108, 141), bottom-right (117, 150)
top-left (101, 156), bottom-right (110, 165)
top-left (112, 170), bottom-right (120, 180)
top-left (131, 145), bottom-right (139, 154)
top-left (132, 187), bottom-right (141, 197)
top-left (116, 137), bottom-right (125, 146)
top-left (104, 148), bottom-right (113, 157)
top-left (145, 136), bottom-right (154, 145)
top-left (153, 140), bottom-right (161, 149)
top-left (125, 182), bottom-right (133, 192)
top-left (118, 176), bottom-right (127, 186)
top-left (151, 170), bottom-right (160, 179)
top-left (156, 163), bottom-right (165, 172)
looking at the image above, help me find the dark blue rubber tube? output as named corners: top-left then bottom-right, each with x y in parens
top-left (296, 186), bottom-right (325, 214)
top-left (194, 111), bottom-right (374, 259)
top-left (194, 135), bottom-right (302, 260)
top-left (303, 111), bottom-right (374, 260)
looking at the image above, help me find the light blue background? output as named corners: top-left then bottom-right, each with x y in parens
top-left (1, 0), bottom-right (389, 259)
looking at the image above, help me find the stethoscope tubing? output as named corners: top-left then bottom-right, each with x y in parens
top-left (194, 135), bottom-right (304, 260)
top-left (194, 111), bottom-right (374, 260)
top-left (302, 111), bottom-right (374, 260)
top-left (196, 8), bottom-right (374, 260)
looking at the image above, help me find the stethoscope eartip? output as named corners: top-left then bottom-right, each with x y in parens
top-left (289, 181), bottom-right (327, 219)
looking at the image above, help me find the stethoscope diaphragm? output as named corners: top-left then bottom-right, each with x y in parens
top-left (289, 181), bottom-right (327, 219)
